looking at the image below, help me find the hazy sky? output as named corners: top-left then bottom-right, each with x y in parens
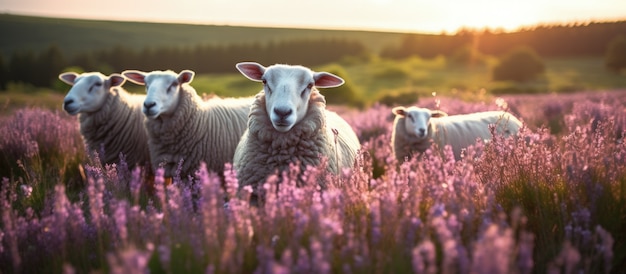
top-left (1, 0), bottom-right (625, 33)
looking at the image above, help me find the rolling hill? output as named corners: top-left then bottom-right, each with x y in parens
top-left (0, 14), bottom-right (407, 57)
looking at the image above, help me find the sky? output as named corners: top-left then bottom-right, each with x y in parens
top-left (1, 0), bottom-right (625, 33)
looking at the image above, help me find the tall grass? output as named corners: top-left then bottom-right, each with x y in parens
top-left (0, 91), bottom-right (625, 273)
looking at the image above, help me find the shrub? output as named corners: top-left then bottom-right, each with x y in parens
top-left (372, 65), bottom-right (409, 79)
top-left (492, 46), bottom-right (545, 82)
top-left (605, 34), bottom-right (626, 72)
top-left (449, 44), bottom-right (486, 66)
top-left (318, 64), bottom-right (365, 109)
top-left (0, 55), bottom-right (7, 91)
top-left (376, 89), bottom-right (419, 107)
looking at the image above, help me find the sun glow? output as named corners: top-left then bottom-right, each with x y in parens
top-left (1, 0), bottom-right (625, 34)
top-left (437, 1), bottom-right (540, 32)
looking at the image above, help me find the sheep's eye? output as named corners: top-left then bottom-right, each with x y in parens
top-left (167, 82), bottom-right (178, 93)
top-left (408, 115), bottom-right (414, 122)
top-left (262, 79), bottom-right (267, 85)
top-left (89, 82), bottom-right (102, 93)
top-left (301, 83), bottom-right (313, 97)
top-left (263, 82), bottom-right (272, 94)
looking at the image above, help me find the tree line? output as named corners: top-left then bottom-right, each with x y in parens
top-left (381, 21), bottom-right (626, 59)
top-left (0, 38), bottom-right (366, 90)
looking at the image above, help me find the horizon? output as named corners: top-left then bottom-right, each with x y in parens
top-left (1, 0), bottom-right (626, 34)
top-left (4, 11), bottom-right (626, 35)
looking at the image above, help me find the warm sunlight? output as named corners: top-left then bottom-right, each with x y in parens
top-left (1, 0), bottom-right (625, 33)
top-left (436, 1), bottom-right (540, 32)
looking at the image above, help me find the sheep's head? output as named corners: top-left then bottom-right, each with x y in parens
top-left (123, 70), bottom-right (194, 119)
top-left (392, 106), bottom-right (448, 140)
top-left (236, 62), bottom-right (344, 132)
top-left (59, 72), bottom-right (125, 115)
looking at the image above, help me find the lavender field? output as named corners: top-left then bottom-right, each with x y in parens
top-left (1, 90), bottom-right (625, 273)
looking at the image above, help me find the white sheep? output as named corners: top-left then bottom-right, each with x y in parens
top-left (122, 69), bottom-right (253, 180)
top-left (59, 71), bottom-right (150, 169)
top-left (233, 62), bottom-right (361, 200)
top-left (391, 106), bottom-right (523, 161)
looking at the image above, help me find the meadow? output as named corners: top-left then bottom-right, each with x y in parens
top-left (1, 70), bottom-right (625, 274)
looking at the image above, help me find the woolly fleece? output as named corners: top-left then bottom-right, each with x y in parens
top-left (78, 87), bottom-right (150, 168)
top-left (234, 89), bottom-right (360, 195)
top-left (392, 110), bottom-right (522, 161)
top-left (144, 84), bottom-right (252, 179)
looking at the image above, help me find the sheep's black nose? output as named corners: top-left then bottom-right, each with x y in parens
top-left (63, 99), bottom-right (73, 108)
top-left (144, 101), bottom-right (156, 110)
top-left (419, 128), bottom-right (425, 135)
top-left (274, 108), bottom-right (293, 119)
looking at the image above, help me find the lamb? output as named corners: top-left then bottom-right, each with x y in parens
top-left (391, 106), bottom-right (523, 161)
top-left (233, 62), bottom-right (361, 200)
top-left (122, 69), bottom-right (253, 180)
top-left (59, 71), bottom-right (151, 169)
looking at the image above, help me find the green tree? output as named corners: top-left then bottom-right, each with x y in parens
top-left (449, 44), bottom-right (485, 66)
top-left (9, 50), bottom-right (37, 85)
top-left (492, 46), bottom-right (545, 82)
top-left (318, 65), bottom-right (365, 109)
top-left (605, 34), bottom-right (626, 72)
top-left (34, 44), bottom-right (66, 87)
top-left (0, 54), bottom-right (7, 90)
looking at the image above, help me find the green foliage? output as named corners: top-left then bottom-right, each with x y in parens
top-left (0, 88), bottom-right (66, 115)
top-left (449, 44), bottom-right (487, 66)
top-left (3, 39), bottom-right (368, 88)
top-left (7, 45), bottom-right (67, 89)
top-left (605, 34), bottom-right (626, 72)
top-left (0, 54), bottom-right (7, 90)
top-left (492, 46), bottom-right (546, 82)
top-left (372, 63), bottom-right (410, 79)
top-left (376, 89), bottom-right (419, 107)
top-left (380, 32), bottom-right (473, 59)
top-left (318, 64), bottom-right (365, 109)
top-left (35, 45), bottom-right (66, 87)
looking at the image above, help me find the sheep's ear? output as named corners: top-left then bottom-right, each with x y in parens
top-left (122, 70), bottom-right (146, 85)
top-left (178, 70), bottom-right (195, 84)
top-left (59, 72), bottom-right (79, 85)
top-left (314, 72), bottom-right (344, 88)
top-left (236, 62), bottom-right (265, 82)
top-left (431, 110), bottom-right (448, 118)
top-left (108, 74), bottom-right (126, 87)
top-left (392, 107), bottom-right (406, 117)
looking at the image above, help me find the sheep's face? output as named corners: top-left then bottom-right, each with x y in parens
top-left (123, 70), bottom-right (194, 119)
top-left (59, 72), bottom-right (125, 115)
top-left (236, 62), bottom-right (344, 132)
top-left (393, 106), bottom-right (448, 140)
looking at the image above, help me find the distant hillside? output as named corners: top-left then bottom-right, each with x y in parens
top-left (0, 14), bottom-right (407, 57)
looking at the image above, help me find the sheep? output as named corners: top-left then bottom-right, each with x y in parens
top-left (233, 62), bottom-right (361, 201)
top-left (122, 69), bottom-right (253, 180)
top-left (391, 106), bottom-right (523, 161)
top-left (59, 71), bottom-right (151, 169)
